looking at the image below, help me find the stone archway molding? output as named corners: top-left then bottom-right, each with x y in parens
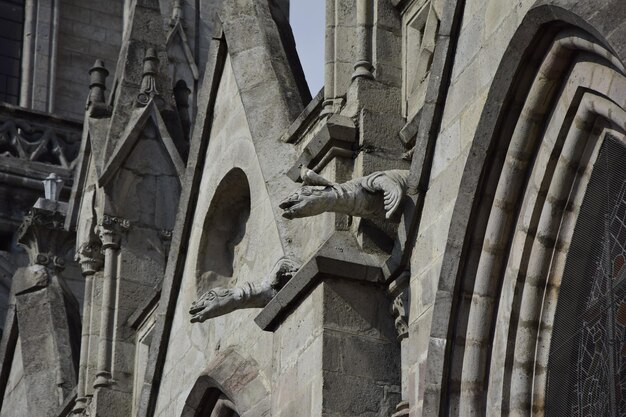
top-left (180, 347), bottom-right (270, 417)
top-left (422, 1), bottom-right (626, 416)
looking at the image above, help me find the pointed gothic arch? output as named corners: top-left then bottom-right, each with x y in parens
top-left (422, 2), bottom-right (626, 416)
top-left (180, 347), bottom-right (269, 417)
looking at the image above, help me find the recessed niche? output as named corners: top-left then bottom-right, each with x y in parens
top-left (195, 168), bottom-right (251, 297)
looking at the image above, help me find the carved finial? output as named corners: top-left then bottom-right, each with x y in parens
top-left (87, 59), bottom-right (112, 117)
top-left (170, 0), bottom-right (183, 27)
top-left (87, 59), bottom-right (109, 108)
top-left (137, 48), bottom-right (162, 107)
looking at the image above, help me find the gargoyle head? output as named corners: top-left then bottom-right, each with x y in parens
top-left (279, 186), bottom-right (339, 219)
top-left (189, 287), bottom-right (243, 323)
top-left (280, 167), bottom-right (339, 219)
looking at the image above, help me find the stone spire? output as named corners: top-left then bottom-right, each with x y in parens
top-left (87, 59), bottom-right (111, 117)
top-left (102, 0), bottom-right (179, 160)
top-left (170, 0), bottom-right (183, 27)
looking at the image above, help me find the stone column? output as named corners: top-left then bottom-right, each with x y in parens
top-left (23, 0), bottom-right (60, 111)
top-left (352, 0), bottom-right (374, 80)
top-left (13, 194), bottom-right (80, 417)
top-left (72, 242), bottom-right (103, 414)
top-left (93, 216), bottom-right (127, 389)
top-left (19, 0), bottom-right (35, 107)
top-left (321, 0), bottom-right (336, 116)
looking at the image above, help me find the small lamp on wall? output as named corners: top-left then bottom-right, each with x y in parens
top-left (43, 173), bottom-right (64, 202)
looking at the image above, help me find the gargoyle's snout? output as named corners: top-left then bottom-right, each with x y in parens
top-left (279, 194), bottom-right (300, 219)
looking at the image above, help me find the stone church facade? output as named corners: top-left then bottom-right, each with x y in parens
top-left (0, 0), bottom-right (625, 416)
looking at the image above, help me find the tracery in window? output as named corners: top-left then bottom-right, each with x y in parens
top-left (546, 136), bottom-right (626, 416)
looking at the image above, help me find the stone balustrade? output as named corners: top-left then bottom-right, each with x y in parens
top-left (0, 103), bottom-right (82, 170)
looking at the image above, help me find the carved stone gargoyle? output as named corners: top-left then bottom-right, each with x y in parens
top-left (280, 168), bottom-right (410, 220)
top-left (189, 257), bottom-right (299, 323)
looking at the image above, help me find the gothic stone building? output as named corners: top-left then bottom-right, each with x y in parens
top-left (0, 0), bottom-right (625, 416)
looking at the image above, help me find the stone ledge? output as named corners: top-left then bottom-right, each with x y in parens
top-left (254, 231), bottom-right (386, 331)
top-left (286, 114), bottom-right (357, 181)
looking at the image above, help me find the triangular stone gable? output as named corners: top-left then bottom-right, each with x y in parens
top-left (135, 1), bottom-right (316, 415)
top-left (67, 0), bottom-right (187, 237)
top-left (103, 0), bottom-right (183, 164)
top-left (99, 100), bottom-right (185, 188)
top-left (147, 52), bottom-right (287, 417)
top-left (166, 22), bottom-right (199, 82)
top-left (103, 119), bottom-right (181, 231)
top-left (214, 0), bottom-right (312, 256)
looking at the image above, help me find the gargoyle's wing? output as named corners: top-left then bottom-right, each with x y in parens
top-left (363, 171), bottom-right (407, 219)
top-left (301, 167), bottom-right (335, 187)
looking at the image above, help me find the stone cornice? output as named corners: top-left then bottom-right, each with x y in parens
top-left (254, 231), bottom-right (386, 331)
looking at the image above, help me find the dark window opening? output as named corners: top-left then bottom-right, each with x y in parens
top-left (0, 231), bottom-right (13, 251)
top-left (195, 392), bottom-right (239, 417)
top-left (0, 0), bottom-right (24, 105)
top-left (546, 136), bottom-right (626, 416)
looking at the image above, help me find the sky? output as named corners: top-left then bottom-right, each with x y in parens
top-left (290, 2), bottom-right (325, 96)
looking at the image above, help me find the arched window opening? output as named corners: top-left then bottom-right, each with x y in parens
top-left (182, 383), bottom-right (241, 417)
top-left (546, 136), bottom-right (626, 416)
top-left (196, 393), bottom-right (239, 417)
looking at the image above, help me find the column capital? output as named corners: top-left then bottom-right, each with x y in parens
top-left (75, 241), bottom-right (104, 276)
top-left (97, 215), bottom-right (130, 250)
top-left (17, 203), bottom-right (73, 270)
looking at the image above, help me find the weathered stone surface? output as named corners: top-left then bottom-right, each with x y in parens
top-left (3, 0), bottom-right (626, 417)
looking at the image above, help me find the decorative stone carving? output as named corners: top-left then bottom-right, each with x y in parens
top-left (17, 202), bottom-right (73, 272)
top-left (12, 190), bottom-right (80, 417)
top-left (159, 229), bottom-right (173, 241)
top-left (159, 229), bottom-right (173, 258)
top-left (136, 48), bottom-right (164, 108)
top-left (97, 214), bottom-right (130, 248)
top-left (280, 168), bottom-right (410, 220)
top-left (189, 258), bottom-right (299, 323)
top-left (391, 292), bottom-right (409, 341)
top-left (0, 105), bottom-right (82, 169)
top-left (75, 241), bottom-right (104, 276)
